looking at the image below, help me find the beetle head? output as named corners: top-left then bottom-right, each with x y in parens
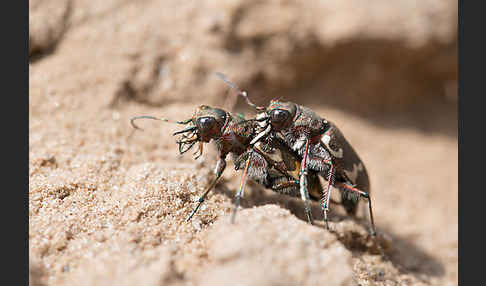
top-left (172, 105), bottom-right (228, 155)
top-left (130, 105), bottom-right (229, 158)
top-left (265, 100), bottom-right (297, 131)
top-left (190, 105), bottom-right (228, 143)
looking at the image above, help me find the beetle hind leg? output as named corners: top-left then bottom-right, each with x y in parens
top-left (334, 181), bottom-right (376, 237)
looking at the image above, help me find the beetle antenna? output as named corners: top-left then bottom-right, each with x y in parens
top-left (215, 72), bottom-right (265, 111)
top-left (130, 115), bottom-right (191, 130)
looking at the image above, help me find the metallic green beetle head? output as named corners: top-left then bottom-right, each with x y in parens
top-left (130, 105), bottom-right (229, 158)
top-left (190, 105), bottom-right (228, 143)
top-left (265, 100), bottom-right (298, 131)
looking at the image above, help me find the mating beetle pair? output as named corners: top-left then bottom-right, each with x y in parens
top-left (131, 73), bottom-right (376, 236)
top-left (131, 104), bottom-right (330, 224)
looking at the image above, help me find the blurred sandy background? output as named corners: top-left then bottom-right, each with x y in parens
top-left (29, 1), bottom-right (457, 285)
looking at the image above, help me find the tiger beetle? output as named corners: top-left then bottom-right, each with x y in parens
top-left (130, 102), bottom-right (339, 224)
top-left (216, 73), bottom-right (377, 237)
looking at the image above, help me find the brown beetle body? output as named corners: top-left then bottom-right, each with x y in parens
top-left (251, 99), bottom-right (375, 234)
top-left (272, 102), bottom-right (370, 214)
top-left (234, 133), bottom-right (325, 201)
top-left (212, 72), bottom-right (375, 234)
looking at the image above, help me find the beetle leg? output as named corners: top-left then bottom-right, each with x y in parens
top-left (299, 139), bottom-right (314, 225)
top-left (185, 158), bottom-right (226, 222)
top-left (250, 124), bottom-right (272, 145)
top-left (230, 154), bottom-right (252, 223)
top-left (193, 142), bottom-right (204, 160)
top-left (272, 180), bottom-right (300, 191)
top-left (334, 181), bottom-right (376, 237)
top-left (321, 163), bottom-right (335, 230)
top-left (272, 180), bottom-right (341, 205)
top-left (300, 155), bottom-right (334, 230)
top-left (233, 151), bottom-right (249, 170)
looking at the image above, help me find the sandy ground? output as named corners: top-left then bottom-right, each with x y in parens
top-left (29, 1), bottom-right (457, 285)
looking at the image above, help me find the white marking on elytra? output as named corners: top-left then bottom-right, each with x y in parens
top-left (321, 134), bottom-right (344, 158)
top-left (344, 163), bottom-right (364, 183)
top-left (321, 134), bottom-right (331, 144)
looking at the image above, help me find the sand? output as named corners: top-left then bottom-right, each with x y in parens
top-left (29, 1), bottom-right (457, 285)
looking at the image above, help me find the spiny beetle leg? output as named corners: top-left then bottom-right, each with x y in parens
top-left (334, 181), bottom-right (376, 237)
top-left (185, 196), bottom-right (205, 222)
top-left (185, 158), bottom-right (226, 222)
top-left (185, 179), bottom-right (217, 222)
top-left (231, 156), bottom-right (251, 223)
top-left (321, 163), bottom-right (336, 230)
top-left (272, 180), bottom-right (300, 191)
top-left (299, 139), bottom-right (314, 225)
top-left (272, 180), bottom-right (342, 206)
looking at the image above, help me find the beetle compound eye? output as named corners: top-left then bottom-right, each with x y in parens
top-left (197, 117), bottom-right (216, 133)
top-left (270, 109), bottom-right (290, 125)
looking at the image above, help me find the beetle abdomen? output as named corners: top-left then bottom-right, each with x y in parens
top-left (320, 122), bottom-right (370, 215)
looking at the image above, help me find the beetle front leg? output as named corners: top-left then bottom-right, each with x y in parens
top-left (185, 157), bottom-right (226, 222)
top-left (299, 139), bottom-right (314, 225)
top-left (231, 154), bottom-right (251, 223)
